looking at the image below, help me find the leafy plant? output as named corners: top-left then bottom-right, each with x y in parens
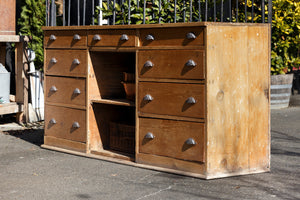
top-left (18, 0), bottom-right (46, 70)
top-left (96, 0), bottom-right (209, 25)
top-left (270, 0), bottom-right (300, 75)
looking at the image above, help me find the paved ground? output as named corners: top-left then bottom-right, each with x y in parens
top-left (0, 107), bottom-right (299, 200)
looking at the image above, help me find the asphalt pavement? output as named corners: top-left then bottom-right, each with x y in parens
top-left (0, 107), bottom-right (299, 200)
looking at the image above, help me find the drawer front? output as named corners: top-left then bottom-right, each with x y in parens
top-left (45, 105), bottom-right (86, 143)
top-left (138, 50), bottom-right (205, 80)
top-left (45, 49), bottom-right (87, 76)
top-left (138, 82), bottom-right (205, 119)
top-left (46, 76), bottom-right (86, 106)
top-left (139, 118), bottom-right (205, 162)
top-left (140, 27), bottom-right (205, 47)
top-left (44, 30), bottom-right (87, 48)
top-left (88, 30), bottom-right (136, 47)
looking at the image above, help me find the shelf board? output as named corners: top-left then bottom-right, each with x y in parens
top-left (91, 98), bottom-right (135, 107)
top-left (91, 150), bottom-right (134, 161)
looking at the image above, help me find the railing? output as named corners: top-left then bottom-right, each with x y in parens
top-left (46, 0), bottom-right (272, 26)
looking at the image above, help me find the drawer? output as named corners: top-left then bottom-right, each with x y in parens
top-left (138, 50), bottom-right (205, 80)
top-left (45, 49), bottom-right (87, 77)
top-left (139, 118), bottom-right (205, 162)
top-left (44, 30), bottom-right (87, 48)
top-left (138, 82), bottom-right (205, 119)
top-left (46, 76), bottom-right (86, 106)
top-left (45, 105), bottom-right (86, 143)
top-left (88, 30), bottom-right (136, 47)
top-left (140, 27), bottom-right (205, 47)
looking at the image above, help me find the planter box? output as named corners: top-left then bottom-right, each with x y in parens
top-left (0, 0), bottom-right (16, 35)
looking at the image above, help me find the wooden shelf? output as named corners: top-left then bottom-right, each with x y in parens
top-left (0, 102), bottom-right (23, 115)
top-left (91, 150), bottom-right (134, 161)
top-left (90, 98), bottom-right (135, 107)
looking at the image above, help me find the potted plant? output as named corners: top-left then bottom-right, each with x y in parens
top-left (269, 0), bottom-right (300, 109)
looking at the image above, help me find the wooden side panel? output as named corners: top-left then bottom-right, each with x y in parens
top-left (139, 118), bottom-right (205, 162)
top-left (247, 26), bottom-right (270, 170)
top-left (88, 104), bottom-right (102, 151)
top-left (138, 82), bottom-right (205, 119)
top-left (138, 50), bottom-right (205, 80)
top-left (206, 25), bottom-right (250, 176)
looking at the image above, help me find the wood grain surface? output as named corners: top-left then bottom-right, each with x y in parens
top-left (138, 82), bottom-right (205, 119)
top-left (45, 49), bottom-right (87, 77)
top-left (45, 76), bottom-right (86, 106)
top-left (45, 105), bottom-right (86, 142)
top-left (139, 118), bottom-right (205, 162)
top-left (138, 50), bottom-right (205, 80)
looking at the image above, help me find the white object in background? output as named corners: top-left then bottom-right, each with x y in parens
top-left (27, 49), bottom-right (44, 122)
top-left (0, 63), bottom-right (10, 104)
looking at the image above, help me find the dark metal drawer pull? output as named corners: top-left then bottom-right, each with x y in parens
top-left (73, 34), bottom-right (81, 40)
top-left (50, 118), bottom-right (56, 124)
top-left (185, 138), bottom-right (196, 145)
top-left (50, 86), bottom-right (57, 92)
top-left (146, 34), bottom-right (155, 41)
top-left (186, 32), bottom-right (196, 39)
top-left (186, 59), bottom-right (196, 67)
top-left (73, 88), bottom-right (81, 95)
top-left (72, 59), bottom-right (80, 65)
top-left (143, 94), bottom-right (153, 101)
top-left (49, 34), bottom-right (56, 41)
top-left (145, 132), bottom-right (155, 139)
top-left (186, 97), bottom-right (196, 104)
top-left (93, 34), bottom-right (101, 41)
top-left (72, 122), bottom-right (80, 128)
top-left (120, 34), bottom-right (129, 41)
top-left (50, 58), bottom-right (57, 64)
top-left (144, 61), bottom-right (154, 68)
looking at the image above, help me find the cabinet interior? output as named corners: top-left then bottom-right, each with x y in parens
top-left (89, 51), bottom-right (136, 159)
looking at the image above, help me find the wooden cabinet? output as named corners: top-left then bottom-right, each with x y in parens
top-left (43, 23), bottom-right (270, 179)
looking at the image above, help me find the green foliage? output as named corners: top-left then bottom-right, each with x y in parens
top-left (271, 0), bottom-right (300, 75)
top-left (233, 0), bottom-right (300, 75)
top-left (96, 0), bottom-right (209, 25)
top-left (18, 0), bottom-right (46, 70)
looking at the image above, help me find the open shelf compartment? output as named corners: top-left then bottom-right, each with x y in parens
top-left (88, 51), bottom-right (136, 159)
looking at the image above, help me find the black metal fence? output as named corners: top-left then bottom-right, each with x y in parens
top-left (46, 0), bottom-right (272, 26)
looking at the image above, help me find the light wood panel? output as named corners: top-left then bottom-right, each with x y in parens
top-left (247, 26), bottom-right (270, 171)
top-left (205, 24), bottom-right (270, 176)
